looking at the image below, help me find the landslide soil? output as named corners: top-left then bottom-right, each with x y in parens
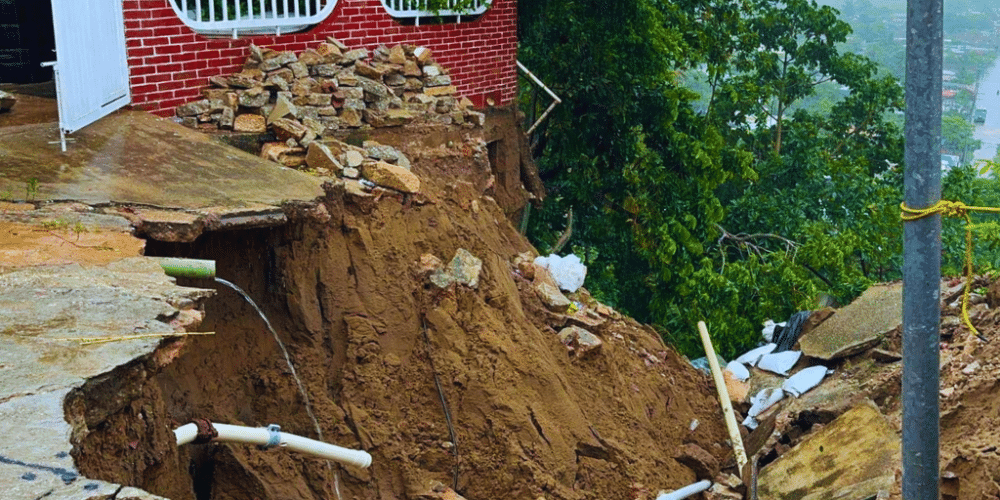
top-left (69, 132), bottom-right (728, 500)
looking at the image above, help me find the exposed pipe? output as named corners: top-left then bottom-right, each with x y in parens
top-left (517, 60), bottom-right (562, 135)
top-left (175, 422), bottom-right (372, 469)
top-left (903, 0), bottom-right (942, 498)
top-left (655, 480), bottom-right (712, 500)
top-left (697, 321), bottom-right (748, 473)
top-left (151, 257), bottom-right (217, 280)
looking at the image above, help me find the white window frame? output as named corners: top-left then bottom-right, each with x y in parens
top-left (167, 0), bottom-right (338, 38)
top-left (379, 0), bottom-right (490, 25)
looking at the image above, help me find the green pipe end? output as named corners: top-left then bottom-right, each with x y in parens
top-left (152, 257), bottom-right (216, 280)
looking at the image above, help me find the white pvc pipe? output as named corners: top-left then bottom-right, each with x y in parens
top-left (175, 423), bottom-right (372, 469)
top-left (655, 480), bottom-right (712, 500)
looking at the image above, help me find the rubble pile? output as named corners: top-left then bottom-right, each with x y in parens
top-left (174, 38), bottom-right (486, 170)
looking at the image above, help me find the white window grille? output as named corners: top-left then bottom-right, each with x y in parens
top-left (168, 0), bottom-right (338, 38)
top-left (379, 0), bottom-right (490, 24)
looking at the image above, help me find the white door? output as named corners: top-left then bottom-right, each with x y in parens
top-left (50, 0), bottom-right (131, 135)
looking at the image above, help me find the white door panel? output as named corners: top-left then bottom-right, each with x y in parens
top-left (50, 0), bottom-right (130, 134)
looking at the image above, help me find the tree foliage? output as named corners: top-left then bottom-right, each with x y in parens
top-left (519, 0), bottom-right (905, 359)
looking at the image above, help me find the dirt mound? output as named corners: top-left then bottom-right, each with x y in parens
top-left (66, 131), bottom-right (727, 499)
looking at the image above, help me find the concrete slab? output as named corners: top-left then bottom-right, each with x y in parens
top-left (0, 257), bottom-right (213, 499)
top-left (799, 283), bottom-right (902, 360)
top-left (758, 401), bottom-right (899, 500)
top-left (0, 111), bottom-right (324, 234)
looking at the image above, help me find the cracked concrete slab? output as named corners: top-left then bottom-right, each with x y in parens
top-left (0, 257), bottom-right (213, 499)
top-left (799, 283), bottom-right (902, 360)
top-left (0, 110), bottom-right (324, 241)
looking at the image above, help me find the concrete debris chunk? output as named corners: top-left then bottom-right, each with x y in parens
top-left (305, 142), bottom-right (343, 175)
top-left (361, 160), bottom-right (421, 193)
top-left (799, 283), bottom-right (902, 360)
top-left (429, 248), bottom-right (482, 289)
top-left (757, 401), bottom-right (899, 500)
top-left (535, 282), bottom-right (571, 313)
top-left (557, 325), bottom-right (603, 356)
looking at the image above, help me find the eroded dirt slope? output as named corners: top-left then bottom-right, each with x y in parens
top-left (68, 133), bottom-right (728, 500)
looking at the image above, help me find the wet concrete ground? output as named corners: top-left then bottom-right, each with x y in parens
top-left (0, 110), bottom-right (324, 240)
top-left (0, 107), bottom-right (325, 498)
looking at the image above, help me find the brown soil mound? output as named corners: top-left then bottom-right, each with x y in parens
top-left (67, 131), bottom-right (727, 499)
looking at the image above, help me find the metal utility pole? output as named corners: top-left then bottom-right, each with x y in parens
top-left (903, 0), bottom-right (942, 498)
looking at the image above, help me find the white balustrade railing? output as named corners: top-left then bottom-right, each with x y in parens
top-left (168, 0), bottom-right (338, 37)
top-left (379, 0), bottom-right (490, 24)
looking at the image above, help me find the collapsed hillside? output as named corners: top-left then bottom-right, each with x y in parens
top-left (63, 119), bottom-right (729, 500)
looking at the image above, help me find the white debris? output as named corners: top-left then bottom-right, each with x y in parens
top-left (757, 350), bottom-right (802, 376)
top-left (725, 360), bottom-right (750, 381)
top-left (782, 365), bottom-right (829, 397)
top-left (762, 319), bottom-right (784, 342)
top-left (689, 419), bottom-right (699, 431)
top-left (747, 387), bottom-right (784, 418)
top-left (735, 343), bottom-right (777, 367)
top-left (534, 253), bottom-right (587, 292)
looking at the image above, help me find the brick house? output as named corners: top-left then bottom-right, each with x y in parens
top-left (1, 0), bottom-right (517, 134)
top-left (125, 0), bottom-right (518, 116)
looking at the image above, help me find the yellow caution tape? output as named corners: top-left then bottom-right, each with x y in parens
top-left (901, 200), bottom-right (1000, 340)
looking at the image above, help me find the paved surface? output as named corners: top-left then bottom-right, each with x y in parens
top-left (799, 283), bottom-right (903, 360)
top-left (0, 110), bottom-right (322, 498)
top-left (0, 255), bottom-right (212, 499)
top-left (0, 111), bottom-right (324, 240)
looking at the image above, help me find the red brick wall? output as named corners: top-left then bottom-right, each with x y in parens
top-left (122, 0), bottom-right (518, 116)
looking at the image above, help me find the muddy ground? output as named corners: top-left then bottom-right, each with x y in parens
top-left (56, 122), bottom-right (730, 500)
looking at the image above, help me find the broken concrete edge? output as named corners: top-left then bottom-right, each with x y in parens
top-left (9, 180), bottom-right (425, 245)
top-left (0, 258), bottom-right (215, 499)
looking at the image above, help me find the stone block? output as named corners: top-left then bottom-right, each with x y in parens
top-left (361, 160), bottom-right (421, 193)
top-left (176, 99), bottom-right (211, 117)
top-left (306, 142), bottom-right (343, 174)
top-left (424, 85), bottom-right (456, 97)
top-left (271, 118), bottom-right (308, 142)
top-left (233, 113), bottom-right (266, 133)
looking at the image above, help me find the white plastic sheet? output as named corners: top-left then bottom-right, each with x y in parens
top-left (735, 343), bottom-right (777, 367)
top-left (725, 360), bottom-right (750, 381)
top-left (747, 387), bottom-right (784, 418)
top-left (782, 365), bottom-right (829, 397)
top-left (534, 254), bottom-right (587, 292)
top-left (757, 350), bottom-right (802, 376)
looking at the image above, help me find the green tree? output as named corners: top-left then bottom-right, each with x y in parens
top-left (519, 0), bottom-right (905, 359)
top-left (942, 112), bottom-right (981, 163)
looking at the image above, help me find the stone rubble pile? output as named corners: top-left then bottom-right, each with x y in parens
top-left (176, 37), bottom-right (485, 136)
top-left (293, 136), bottom-right (421, 193)
top-left (173, 38), bottom-right (491, 192)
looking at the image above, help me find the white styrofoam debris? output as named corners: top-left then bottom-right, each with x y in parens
top-left (743, 415), bottom-right (758, 430)
top-left (735, 343), bottom-right (777, 367)
top-left (757, 350), bottom-right (802, 376)
top-left (761, 320), bottom-right (785, 343)
top-left (725, 360), bottom-right (750, 381)
top-left (534, 254), bottom-right (587, 293)
top-left (782, 365), bottom-right (829, 397)
top-left (747, 387), bottom-right (784, 418)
